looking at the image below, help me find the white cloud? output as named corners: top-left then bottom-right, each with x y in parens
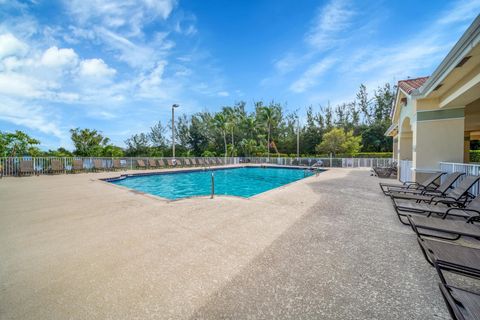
top-left (136, 61), bottom-right (172, 99)
top-left (305, 0), bottom-right (355, 50)
top-left (437, 0), bottom-right (480, 25)
top-left (41, 46), bottom-right (78, 68)
top-left (0, 33), bottom-right (28, 59)
top-left (0, 97), bottom-right (62, 138)
top-left (217, 91), bottom-right (229, 97)
top-left (290, 57), bottom-right (337, 93)
top-left (95, 27), bottom-right (172, 69)
top-left (65, 0), bottom-right (177, 36)
top-left (79, 58), bottom-right (116, 78)
top-left (274, 54), bottom-right (303, 74)
top-left (0, 72), bottom-right (47, 98)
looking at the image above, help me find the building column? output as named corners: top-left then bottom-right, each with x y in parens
top-left (399, 132), bottom-right (412, 161)
top-left (414, 107), bottom-right (465, 181)
top-left (464, 132), bottom-right (470, 163)
top-left (392, 136), bottom-right (399, 161)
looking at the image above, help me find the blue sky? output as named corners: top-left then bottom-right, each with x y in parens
top-left (0, 0), bottom-right (479, 150)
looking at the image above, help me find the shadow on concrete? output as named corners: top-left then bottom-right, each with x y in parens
top-left (189, 170), bottom-right (449, 320)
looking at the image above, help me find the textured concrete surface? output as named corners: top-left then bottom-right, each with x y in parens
top-left (0, 167), bottom-right (449, 319)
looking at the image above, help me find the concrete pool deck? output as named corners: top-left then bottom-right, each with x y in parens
top-left (0, 167), bottom-right (450, 319)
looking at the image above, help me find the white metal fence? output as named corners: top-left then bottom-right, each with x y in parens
top-left (399, 160), bottom-right (413, 183)
top-left (0, 157), bottom-right (239, 177)
top-left (0, 156), bottom-right (394, 177)
top-left (245, 157), bottom-right (394, 168)
top-left (440, 162), bottom-right (480, 196)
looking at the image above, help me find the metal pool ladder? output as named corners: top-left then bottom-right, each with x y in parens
top-left (210, 171), bottom-right (215, 199)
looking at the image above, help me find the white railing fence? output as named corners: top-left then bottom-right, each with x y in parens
top-left (399, 160), bottom-right (413, 183)
top-left (245, 157), bottom-right (394, 168)
top-left (0, 157), bottom-right (240, 177)
top-left (0, 156), bottom-right (394, 177)
top-left (440, 162), bottom-right (480, 196)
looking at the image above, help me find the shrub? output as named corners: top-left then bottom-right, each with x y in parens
top-left (470, 150), bottom-right (480, 162)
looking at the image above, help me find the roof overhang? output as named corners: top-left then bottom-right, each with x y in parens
top-left (413, 15), bottom-right (480, 98)
top-left (384, 123), bottom-right (398, 137)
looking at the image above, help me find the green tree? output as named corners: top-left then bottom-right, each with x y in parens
top-left (356, 84), bottom-right (371, 124)
top-left (315, 128), bottom-right (362, 156)
top-left (259, 104), bottom-right (281, 158)
top-left (124, 133), bottom-right (149, 156)
top-left (342, 130), bottom-right (362, 156)
top-left (102, 145), bottom-right (124, 157)
top-left (0, 130), bottom-right (41, 156)
top-left (70, 128), bottom-right (110, 156)
top-left (213, 113), bottom-right (228, 158)
top-left (149, 121), bottom-right (167, 148)
top-left (45, 147), bottom-right (74, 157)
top-left (189, 113), bottom-right (211, 156)
top-left (240, 139), bottom-right (258, 157)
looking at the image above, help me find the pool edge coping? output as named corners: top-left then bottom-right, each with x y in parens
top-left (99, 164), bottom-right (325, 202)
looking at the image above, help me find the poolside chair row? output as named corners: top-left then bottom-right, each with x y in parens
top-left (9, 158), bottom-right (230, 176)
top-left (379, 171), bottom-right (480, 319)
top-left (134, 158), bottom-right (226, 169)
top-left (10, 159), bottom-right (128, 175)
top-left (371, 162), bottom-right (397, 179)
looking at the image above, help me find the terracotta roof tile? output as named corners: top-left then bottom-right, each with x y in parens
top-left (398, 76), bottom-right (429, 95)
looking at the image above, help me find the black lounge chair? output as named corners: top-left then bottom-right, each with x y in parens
top-left (391, 175), bottom-right (479, 212)
top-left (390, 174), bottom-right (477, 212)
top-left (372, 164), bottom-right (397, 178)
top-left (393, 188), bottom-right (480, 224)
top-left (380, 171), bottom-right (444, 196)
top-left (439, 283), bottom-right (480, 320)
top-left (417, 238), bottom-right (480, 284)
top-left (389, 172), bottom-right (464, 199)
top-left (407, 215), bottom-right (480, 241)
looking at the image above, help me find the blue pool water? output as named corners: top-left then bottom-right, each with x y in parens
top-left (109, 167), bottom-right (315, 200)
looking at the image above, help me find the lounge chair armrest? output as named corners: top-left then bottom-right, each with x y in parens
top-left (443, 207), bottom-right (480, 219)
top-left (467, 216), bottom-right (480, 224)
top-left (404, 182), bottom-right (422, 189)
top-left (421, 189), bottom-right (443, 196)
top-left (430, 196), bottom-right (457, 204)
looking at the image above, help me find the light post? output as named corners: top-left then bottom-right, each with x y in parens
top-left (172, 104), bottom-right (179, 159)
top-left (297, 117), bottom-right (300, 159)
top-left (295, 108), bottom-right (301, 160)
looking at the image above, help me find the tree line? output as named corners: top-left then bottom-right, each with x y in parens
top-left (0, 83), bottom-right (395, 158)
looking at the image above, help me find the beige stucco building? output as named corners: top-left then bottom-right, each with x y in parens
top-left (386, 15), bottom-right (480, 181)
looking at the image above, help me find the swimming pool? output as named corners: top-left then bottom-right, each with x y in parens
top-left (108, 166), bottom-right (316, 200)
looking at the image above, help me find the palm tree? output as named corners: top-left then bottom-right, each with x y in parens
top-left (240, 139), bottom-right (257, 157)
top-left (213, 113), bottom-right (228, 161)
top-left (259, 105), bottom-right (280, 159)
top-left (224, 107), bottom-right (237, 156)
top-left (241, 115), bottom-right (257, 140)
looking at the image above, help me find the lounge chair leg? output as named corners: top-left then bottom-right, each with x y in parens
top-left (433, 263), bottom-right (449, 285)
top-left (416, 237), bottom-right (434, 266)
top-left (391, 197), bottom-right (410, 225)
